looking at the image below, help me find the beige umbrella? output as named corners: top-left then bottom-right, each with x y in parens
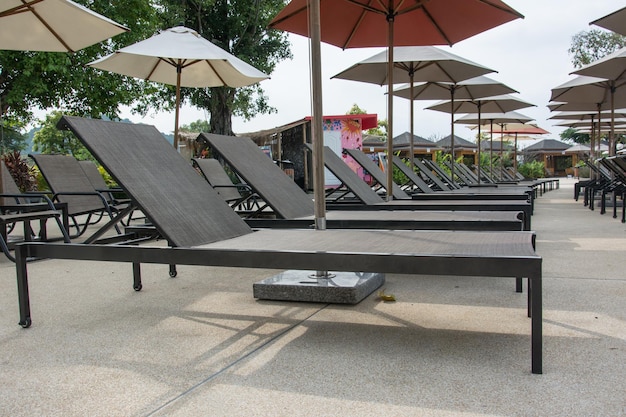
top-left (427, 95), bottom-right (535, 183)
top-left (392, 75), bottom-right (517, 175)
top-left (0, 0), bottom-right (128, 52)
top-left (455, 111), bottom-right (534, 181)
top-left (570, 48), bottom-right (626, 156)
top-left (88, 26), bottom-right (269, 149)
top-left (591, 6), bottom-right (626, 36)
top-left (332, 47), bottom-right (496, 171)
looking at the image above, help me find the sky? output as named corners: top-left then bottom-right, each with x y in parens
top-left (121, 0), bottom-right (622, 143)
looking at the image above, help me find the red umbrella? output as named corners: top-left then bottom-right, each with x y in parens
top-left (270, 0), bottom-right (523, 202)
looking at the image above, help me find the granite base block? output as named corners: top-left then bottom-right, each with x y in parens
top-left (253, 270), bottom-right (385, 304)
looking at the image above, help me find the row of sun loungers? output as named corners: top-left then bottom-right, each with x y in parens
top-left (576, 155), bottom-right (626, 222)
top-left (3, 116), bottom-right (551, 374)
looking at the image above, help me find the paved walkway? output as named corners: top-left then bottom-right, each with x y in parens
top-left (0, 178), bottom-right (624, 416)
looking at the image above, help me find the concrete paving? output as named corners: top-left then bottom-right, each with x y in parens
top-left (0, 178), bottom-right (624, 417)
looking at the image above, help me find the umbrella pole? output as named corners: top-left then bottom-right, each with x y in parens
top-left (174, 65), bottom-right (182, 150)
top-left (310, 0), bottom-right (326, 230)
top-left (386, 12), bottom-right (394, 202)
top-left (409, 72), bottom-right (414, 169)
top-left (490, 120), bottom-right (494, 179)
top-left (610, 83), bottom-right (615, 157)
top-left (477, 103), bottom-right (481, 185)
top-left (514, 132), bottom-right (518, 173)
top-left (450, 88), bottom-right (455, 184)
top-left (500, 124), bottom-right (504, 181)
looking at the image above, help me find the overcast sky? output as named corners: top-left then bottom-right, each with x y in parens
top-left (123, 0), bottom-right (622, 142)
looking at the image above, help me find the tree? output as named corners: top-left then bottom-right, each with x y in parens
top-left (157, 0), bottom-right (292, 135)
top-left (180, 119), bottom-right (210, 133)
top-left (568, 29), bottom-right (626, 68)
top-left (346, 103), bottom-right (387, 136)
top-left (560, 127), bottom-right (590, 144)
top-left (0, 1), bottom-right (162, 127)
top-left (31, 111), bottom-right (93, 160)
top-left (0, 122), bottom-right (28, 153)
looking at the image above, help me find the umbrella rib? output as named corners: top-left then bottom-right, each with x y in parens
top-left (421, 5), bottom-right (452, 45)
top-left (0, 0), bottom-right (44, 18)
top-left (20, 0), bottom-right (74, 52)
top-left (477, 0), bottom-right (524, 19)
top-left (205, 60), bottom-right (228, 85)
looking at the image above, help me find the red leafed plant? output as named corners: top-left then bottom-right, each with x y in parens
top-left (2, 151), bottom-right (38, 192)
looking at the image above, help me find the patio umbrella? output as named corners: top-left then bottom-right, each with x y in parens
top-left (591, 6), bottom-right (626, 36)
top-left (88, 26), bottom-right (269, 149)
top-left (427, 95), bottom-right (535, 183)
top-left (486, 123), bottom-right (549, 172)
top-left (270, 0), bottom-right (523, 201)
top-left (570, 48), bottom-right (626, 156)
top-left (455, 111), bottom-right (534, 181)
top-left (0, 0), bottom-right (128, 52)
top-left (391, 74), bottom-right (517, 174)
top-left (332, 47), bottom-right (495, 172)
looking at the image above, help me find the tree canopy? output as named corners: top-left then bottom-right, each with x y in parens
top-left (568, 29), bottom-right (626, 68)
top-left (0, 0), bottom-right (292, 138)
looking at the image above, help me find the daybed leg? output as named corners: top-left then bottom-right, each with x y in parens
top-left (516, 277), bottom-right (522, 293)
top-left (16, 246), bottom-right (32, 328)
top-left (133, 262), bottom-right (142, 291)
top-left (169, 264), bottom-right (177, 278)
top-left (530, 274), bottom-right (543, 374)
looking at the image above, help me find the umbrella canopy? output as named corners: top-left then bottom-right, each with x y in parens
top-left (392, 74), bottom-right (517, 175)
top-left (427, 94), bottom-right (535, 114)
top-left (548, 110), bottom-right (626, 120)
top-left (270, 0), bottom-right (523, 201)
top-left (332, 46), bottom-right (496, 171)
top-left (393, 75), bottom-right (517, 101)
top-left (455, 111), bottom-right (534, 179)
top-left (89, 26), bottom-right (269, 148)
top-left (0, 0), bottom-right (128, 52)
top-left (428, 95), bottom-right (534, 183)
top-left (570, 47), bottom-right (626, 155)
top-left (455, 111), bottom-right (534, 125)
top-left (591, 6), bottom-right (626, 36)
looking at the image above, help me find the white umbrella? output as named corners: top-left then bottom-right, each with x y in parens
top-left (570, 47), bottom-right (626, 156)
top-left (88, 26), bottom-right (269, 148)
top-left (427, 95), bottom-right (534, 183)
top-left (332, 47), bottom-right (495, 172)
top-left (392, 75), bottom-right (517, 174)
top-left (455, 111), bottom-right (534, 180)
top-left (0, 0), bottom-right (128, 52)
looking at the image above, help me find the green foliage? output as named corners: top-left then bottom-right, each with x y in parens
top-left (560, 127), bottom-right (590, 144)
top-left (518, 160), bottom-right (545, 179)
top-left (180, 119), bottom-right (210, 133)
top-left (1, 150), bottom-right (38, 191)
top-left (0, 121), bottom-right (28, 153)
top-left (569, 29), bottom-right (626, 68)
top-left (31, 111), bottom-right (93, 160)
top-left (97, 165), bottom-right (118, 188)
top-left (0, 0), bottom-right (163, 126)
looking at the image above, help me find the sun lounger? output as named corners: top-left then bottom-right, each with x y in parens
top-left (14, 116), bottom-right (542, 374)
top-left (306, 146), bottom-right (533, 231)
top-left (29, 154), bottom-right (135, 242)
top-left (192, 151), bottom-right (525, 232)
top-left (1, 161), bottom-right (70, 262)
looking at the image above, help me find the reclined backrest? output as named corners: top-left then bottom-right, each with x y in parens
top-left (28, 154), bottom-right (106, 216)
top-left (57, 116), bottom-right (252, 247)
top-left (343, 148), bottom-right (411, 199)
top-left (0, 160), bottom-right (22, 205)
top-left (193, 158), bottom-right (247, 203)
top-left (199, 133), bottom-right (315, 219)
